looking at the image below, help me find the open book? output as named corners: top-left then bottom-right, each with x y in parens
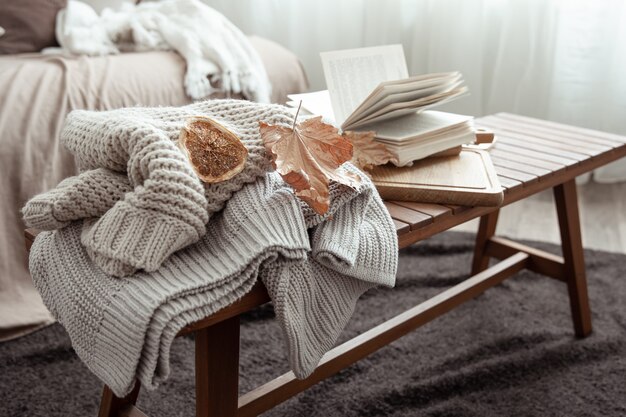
top-left (320, 45), bottom-right (468, 131)
top-left (287, 45), bottom-right (474, 166)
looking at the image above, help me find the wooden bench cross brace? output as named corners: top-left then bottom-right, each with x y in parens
top-left (94, 178), bottom-right (592, 417)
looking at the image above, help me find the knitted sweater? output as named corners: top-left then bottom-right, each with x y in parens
top-left (24, 99), bottom-right (398, 396)
top-left (23, 99), bottom-right (294, 276)
top-left (29, 169), bottom-right (398, 397)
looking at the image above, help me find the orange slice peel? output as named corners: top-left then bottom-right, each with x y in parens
top-left (179, 116), bottom-right (248, 183)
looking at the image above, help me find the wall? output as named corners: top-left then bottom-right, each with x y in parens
top-left (204, 0), bottom-right (626, 181)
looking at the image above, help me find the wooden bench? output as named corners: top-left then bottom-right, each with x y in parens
top-left (25, 112), bottom-right (626, 417)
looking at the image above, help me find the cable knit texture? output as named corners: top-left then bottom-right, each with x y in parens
top-left (25, 100), bottom-right (398, 397)
top-left (21, 168), bottom-right (131, 231)
top-left (23, 99), bottom-right (295, 275)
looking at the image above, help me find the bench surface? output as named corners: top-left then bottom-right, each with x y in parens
top-left (390, 112), bottom-right (626, 246)
top-left (24, 112), bottom-right (626, 336)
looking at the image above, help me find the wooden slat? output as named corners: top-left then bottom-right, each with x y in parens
top-left (237, 252), bottom-right (529, 417)
top-left (494, 113), bottom-right (626, 145)
top-left (495, 142), bottom-right (579, 166)
top-left (481, 125), bottom-right (606, 157)
top-left (490, 155), bottom-right (553, 178)
top-left (491, 113), bottom-right (626, 146)
top-left (490, 126), bottom-right (606, 157)
top-left (391, 201), bottom-right (453, 221)
top-left (398, 205), bottom-right (494, 248)
top-left (496, 175), bottom-right (523, 191)
top-left (490, 148), bottom-right (566, 174)
top-left (444, 204), bottom-right (471, 215)
top-left (494, 165), bottom-right (539, 184)
top-left (393, 219), bottom-right (410, 235)
top-left (384, 202), bottom-right (433, 230)
top-left (479, 116), bottom-right (614, 150)
top-left (477, 117), bottom-right (613, 153)
top-left (494, 119), bottom-right (622, 148)
top-left (497, 134), bottom-right (589, 161)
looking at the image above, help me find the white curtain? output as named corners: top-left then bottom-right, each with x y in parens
top-left (204, 0), bottom-right (626, 182)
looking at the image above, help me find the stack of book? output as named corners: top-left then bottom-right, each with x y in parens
top-left (287, 45), bottom-right (475, 167)
top-left (371, 110), bottom-right (474, 166)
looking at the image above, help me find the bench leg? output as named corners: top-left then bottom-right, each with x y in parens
top-left (195, 315), bottom-right (240, 417)
top-left (471, 210), bottom-right (500, 275)
top-left (98, 382), bottom-right (141, 417)
top-left (554, 180), bottom-right (592, 337)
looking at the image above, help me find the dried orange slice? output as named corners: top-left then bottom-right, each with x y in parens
top-left (179, 116), bottom-right (248, 183)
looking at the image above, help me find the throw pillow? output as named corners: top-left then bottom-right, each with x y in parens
top-left (0, 0), bottom-right (68, 54)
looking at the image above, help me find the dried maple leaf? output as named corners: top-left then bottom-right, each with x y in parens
top-left (343, 130), bottom-right (397, 171)
top-left (260, 115), bottom-right (359, 214)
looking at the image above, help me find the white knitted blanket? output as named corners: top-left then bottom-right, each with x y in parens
top-left (26, 100), bottom-right (398, 397)
top-left (55, 0), bottom-right (271, 102)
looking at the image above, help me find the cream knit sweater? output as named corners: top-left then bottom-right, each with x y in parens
top-left (25, 100), bottom-right (398, 397)
top-left (24, 99), bottom-right (293, 276)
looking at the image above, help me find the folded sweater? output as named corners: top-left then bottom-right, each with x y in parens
top-left (29, 168), bottom-right (398, 397)
top-left (23, 99), bottom-right (295, 276)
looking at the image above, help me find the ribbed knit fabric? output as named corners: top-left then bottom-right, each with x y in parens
top-left (262, 166), bottom-right (398, 377)
top-left (29, 168), bottom-right (398, 397)
top-left (23, 99), bottom-right (295, 276)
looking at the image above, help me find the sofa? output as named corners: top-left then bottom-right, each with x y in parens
top-left (0, 33), bottom-right (309, 340)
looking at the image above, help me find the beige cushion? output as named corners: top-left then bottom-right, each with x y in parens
top-left (0, 0), bottom-right (67, 54)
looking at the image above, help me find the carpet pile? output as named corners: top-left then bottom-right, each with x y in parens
top-left (1, 232), bottom-right (625, 416)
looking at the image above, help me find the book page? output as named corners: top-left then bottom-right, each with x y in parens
top-left (367, 110), bottom-right (473, 141)
top-left (346, 87), bottom-right (469, 130)
top-left (348, 77), bottom-right (464, 125)
top-left (341, 72), bottom-right (462, 128)
top-left (321, 45), bottom-right (408, 125)
top-left (287, 90), bottom-right (335, 123)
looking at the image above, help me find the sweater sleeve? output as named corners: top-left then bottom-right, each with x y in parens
top-left (311, 171), bottom-right (398, 286)
top-left (22, 168), bottom-right (132, 231)
top-left (76, 126), bottom-right (209, 277)
top-left (45, 100), bottom-right (296, 276)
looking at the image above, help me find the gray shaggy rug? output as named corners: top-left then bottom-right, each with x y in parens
top-left (1, 231), bottom-right (625, 417)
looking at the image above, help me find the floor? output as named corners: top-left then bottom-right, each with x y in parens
top-left (452, 181), bottom-right (626, 254)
